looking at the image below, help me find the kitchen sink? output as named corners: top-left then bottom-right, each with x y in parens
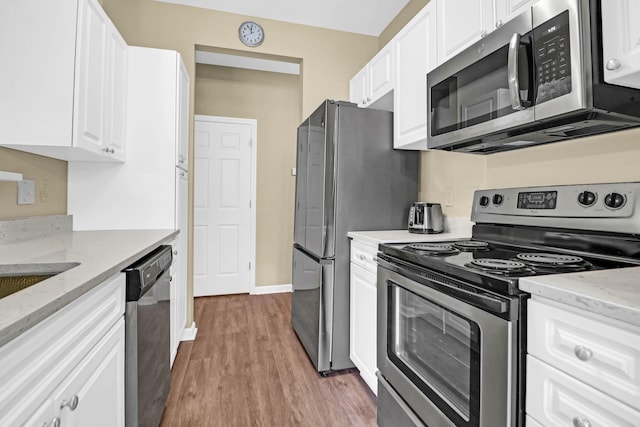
top-left (0, 262), bottom-right (80, 299)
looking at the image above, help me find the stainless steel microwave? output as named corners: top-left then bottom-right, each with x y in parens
top-left (427, 0), bottom-right (640, 154)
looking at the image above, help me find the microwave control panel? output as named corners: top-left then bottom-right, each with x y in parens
top-left (534, 10), bottom-right (571, 104)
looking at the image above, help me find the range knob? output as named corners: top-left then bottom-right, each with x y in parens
top-left (479, 196), bottom-right (490, 207)
top-left (492, 194), bottom-right (504, 205)
top-left (577, 191), bottom-right (596, 207)
top-left (604, 192), bottom-right (626, 209)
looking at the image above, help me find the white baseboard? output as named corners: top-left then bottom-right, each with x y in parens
top-left (180, 321), bottom-right (198, 341)
top-left (250, 283), bottom-right (292, 295)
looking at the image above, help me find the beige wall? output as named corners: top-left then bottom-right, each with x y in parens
top-left (420, 128), bottom-right (640, 218)
top-left (0, 148), bottom-right (67, 220)
top-left (195, 64), bottom-right (300, 286)
top-left (100, 0), bottom-right (379, 323)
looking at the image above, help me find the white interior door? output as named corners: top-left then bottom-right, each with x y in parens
top-left (193, 116), bottom-right (256, 296)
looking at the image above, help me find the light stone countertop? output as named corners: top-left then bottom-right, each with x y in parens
top-left (348, 217), bottom-right (473, 246)
top-left (0, 229), bottom-right (178, 347)
top-left (519, 267), bottom-right (640, 327)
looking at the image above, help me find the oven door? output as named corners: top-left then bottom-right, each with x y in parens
top-left (427, 8), bottom-right (534, 150)
top-left (377, 263), bottom-right (517, 427)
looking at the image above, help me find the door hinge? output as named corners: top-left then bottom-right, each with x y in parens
top-left (249, 200), bottom-right (252, 208)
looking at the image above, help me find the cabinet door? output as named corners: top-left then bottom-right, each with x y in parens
top-left (526, 355), bottom-right (640, 427)
top-left (54, 319), bottom-right (125, 427)
top-left (349, 67), bottom-right (368, 107)
top-left (394, 2), bottom-right (437, 150)
top-left (74, 0), bottom-right (108, 154)
top-left (177, 58), bottom-right (190, 170)
top-left (349, 262), bottom-right (378, 395)
top-left (601, 0), bottom-right (640, 89)
top-left (104, 26), bottom-right (128, 161)
top-left (437, 0), bottom-right (494, 63)
top-left (494, 0), bottom-right (535, 29)
top-left (368, 43), bottom-right (394, 104)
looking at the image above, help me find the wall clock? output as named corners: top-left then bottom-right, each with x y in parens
top-left (238, 21), bottom-right (264, 47)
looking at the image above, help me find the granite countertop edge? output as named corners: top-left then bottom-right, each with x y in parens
top-left (519, 267), bottom-right (640, 328)
top-left (0, 229), bottom-right (178, 348)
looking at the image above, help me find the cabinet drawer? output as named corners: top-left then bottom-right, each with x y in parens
top-left (350, 240), bottom-right (378, 273)
top-left (0, 274), bottom-right (125, 426)
top-left (527, 298), bottom-right (640, 411)
top-left (526, 355), bottom-right (640, 427)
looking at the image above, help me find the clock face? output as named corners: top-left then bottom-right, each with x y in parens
top-left (239, 21), bottom-right (264, 47)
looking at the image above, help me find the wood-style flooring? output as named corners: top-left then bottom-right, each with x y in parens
top-left (160, 293), bottom-right (377, 426)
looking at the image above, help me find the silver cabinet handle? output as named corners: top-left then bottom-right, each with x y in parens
top-left (110, 147), bottom-right (115, 154)
top-left (51, 418), bottom-right (61, 427)
top-left (574, 345), bottom-right (593, 361)
top-left (61, 394), bottom-right (79, 411)
top-left (573, 417), bottom-right (592, 427)
top-left (606, 58), bottom-right (621, 71)
top-left (495, 19), bottom-right (503, 28)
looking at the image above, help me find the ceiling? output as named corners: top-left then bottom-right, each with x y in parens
top-left (153, 0), bottom-right (410, 36)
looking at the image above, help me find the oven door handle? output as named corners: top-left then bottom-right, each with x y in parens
top-left (426, 274), bottom-right (508, 314)
top-left (379, 257), bottom-right (509, 314)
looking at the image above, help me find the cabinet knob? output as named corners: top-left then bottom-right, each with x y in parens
top-left (173, 249), bottom-right (178, 255)
top-left (51, 418), bottom-right (61, 427)
top-left (495, 19), bottom-right (503, 28)
top-left (573, 345), bottom-right (593, 362)
top-left (360, 254), bottom-right (366, 261)
top-left (61, 394), bottom-right (79, 411)
top-left (606, 58), bottom-right (621, 71)
top-left (366, 96), bottom-right (371, 101)
top-left (362, 98), bottom-right (367, 105)
top-left (573, 417), bottom-right (592, 427)
top-left (179, 156), bottom-right (185, 164)
top-left (480, 30), bottom-right (488, 38)
top-left (180, 171), bottom-right (186, 177)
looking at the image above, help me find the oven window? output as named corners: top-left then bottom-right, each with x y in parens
top-left (388, 283), bottom-right (481, 425)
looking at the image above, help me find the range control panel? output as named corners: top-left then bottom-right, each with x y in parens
top-left (471, 183), bottom-right (640, 234)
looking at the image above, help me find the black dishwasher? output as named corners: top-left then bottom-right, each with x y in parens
top-left (123, 245), bottom-right (173, 427)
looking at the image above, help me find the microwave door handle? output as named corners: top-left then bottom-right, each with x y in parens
top-left (508, 32), bottom-right (527, 111)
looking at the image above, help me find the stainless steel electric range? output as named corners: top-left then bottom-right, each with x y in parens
top-left (376, 182), bottom-right (640, 427)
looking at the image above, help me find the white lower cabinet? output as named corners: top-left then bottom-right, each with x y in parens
top-left (526, 297), bottom-right (640, 426)
top-left (0, 274), bottom-right (125, 427)
top-left (349, 239), bottom-right (378, 395)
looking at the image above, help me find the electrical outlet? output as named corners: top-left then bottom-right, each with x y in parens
top-left (18, 179), bottom-right (35, 205)
top-left (445, 191), bottom-right (454, 207)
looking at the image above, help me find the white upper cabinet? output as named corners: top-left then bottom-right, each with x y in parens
top-left (177, 59), bottom-right (190, 170)
top-left (348, 42), bottom-right (394, 110)
top-left (601, 0), bottom-right (640, 89)
top-left (436, 0), bottom-right (536, 65)
top-left (437, 0), bottom-right (494, 63)
top-left (349, 68), bottom-right (368, 108)
top-left (393, 1), bottom-right (437, 150)
top-left (494, 0), bottom-right (536, 30)
top-left (0, 0), bottom-right (128, 162)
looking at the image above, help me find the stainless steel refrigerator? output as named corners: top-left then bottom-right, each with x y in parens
top-left (292, 100), bottom-right (419, 374)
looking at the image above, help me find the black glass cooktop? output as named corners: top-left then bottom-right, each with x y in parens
top-left (379, 239), bottom-right (640, 295)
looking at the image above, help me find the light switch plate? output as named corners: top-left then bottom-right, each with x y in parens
top-left (18, 179), bottom-right (35, 205)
